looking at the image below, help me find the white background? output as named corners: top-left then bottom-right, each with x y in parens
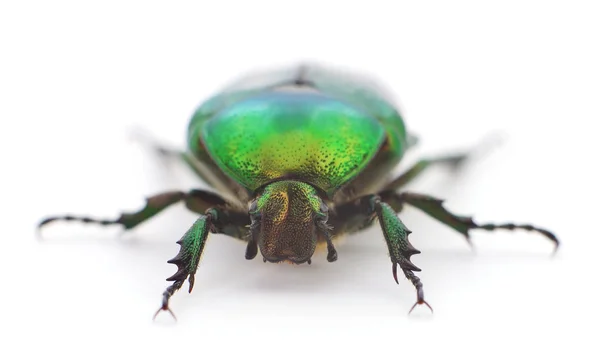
top-left (1, 1), bottom-right (599, 360)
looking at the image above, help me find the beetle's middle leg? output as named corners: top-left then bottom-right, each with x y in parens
top-left (37, 189), bottom-right (235, 231)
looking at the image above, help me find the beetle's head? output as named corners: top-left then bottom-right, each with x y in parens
top-left (248, 180), bottom-right (329, 264)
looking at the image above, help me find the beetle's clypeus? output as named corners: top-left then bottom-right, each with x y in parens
top-left (39, 64), bottom-right (559, 318)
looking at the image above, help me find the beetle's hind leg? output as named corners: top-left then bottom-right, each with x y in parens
top-left (129, 128), bottom-right (213, 184)
top-left (385, 133), bottom-right (504, 191)
top-left (380, 191), bottom-right (559, 252)
top-left (383, 154), bottom-right (468, 191)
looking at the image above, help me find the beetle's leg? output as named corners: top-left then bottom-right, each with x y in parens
top-left (38, 189), bottom-right (230, 231)
top-left (155, 207), bottom-right (248, 319)
top-left (383, 154), bottom-right (468, 191)
top-left (330, 195), bottom-right (430, 313)
top-left (380, 191), bottom-right (559, 251)
top-left (156, 147), bottom-right (215, 187)
top-left (384, 134), bottom-right (504, 191)
top-left (155, 210), bottom-right (214, 320)
top-left (131, 128), bottom-right (224, 188)
top-left (38, 191), bottom-right (186, 231)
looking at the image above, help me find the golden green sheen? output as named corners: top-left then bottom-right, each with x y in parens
top-left (187, 65), bottom-right (410, 196)
top-left (299, 66), bottom-right (408, 158)
top-left (196, 91), bottom-right (385, 194)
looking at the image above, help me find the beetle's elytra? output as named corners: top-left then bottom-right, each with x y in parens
top-left (38, 64), bottom-right (559, 318)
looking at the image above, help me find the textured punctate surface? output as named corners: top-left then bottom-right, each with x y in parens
top-left (255, 180), bottom-right (323, 262)
top-left (187, 64), bottom-right (409, 195)
top-left (301, 65), bottom-right (408, 158)
top-left (192, 91), bottom-right (385, 194)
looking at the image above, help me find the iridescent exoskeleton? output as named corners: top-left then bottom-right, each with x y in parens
top-left (39, 64), bottom-right (559, 318)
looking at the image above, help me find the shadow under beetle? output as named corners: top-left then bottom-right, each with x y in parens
top-left (38, 64), bottom-right (559, 319)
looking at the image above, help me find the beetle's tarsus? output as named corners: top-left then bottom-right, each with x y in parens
top-left (37, 215), bottom-right (121, 229)
top-left (392, 257), bottom-right (429, 313)
top-left (153, 305), bottom-right (177, 321)
top-left (409, 299), bottom-right (434, 315)
top-left (475, 222), bottom-right (560, 251)
top-left (404, 269), bottom-right (433, 314)
top-left (153, 300), bottom-right (178, 321)
top-left (390, 192), bottom-right (560, 252)
top-left (37, 190), bottom-right (188, 232)
top-left (154, 279), bottom-right (184, 321)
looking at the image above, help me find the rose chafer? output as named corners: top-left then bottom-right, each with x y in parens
top-left (39, 64), bottom-right (559, 318)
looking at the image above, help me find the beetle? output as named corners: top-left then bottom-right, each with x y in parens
top-left (38, 64), bottom-right (559, 318)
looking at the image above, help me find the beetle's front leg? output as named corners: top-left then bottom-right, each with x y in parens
top-left (155, 207), bottom-right (242, 319)
top-left (333, 195), bottom-right (431, 313)
top-left (370, 196), bottom-right (432, 313)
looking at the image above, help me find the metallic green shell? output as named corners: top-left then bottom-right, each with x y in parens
top-left (188, 65), bottom-right (409, 196)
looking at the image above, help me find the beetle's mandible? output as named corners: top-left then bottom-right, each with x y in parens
top-left (38, 64), bottom-right (559, 318)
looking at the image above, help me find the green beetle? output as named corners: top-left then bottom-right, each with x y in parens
top-left (39, 64), bottom-right (559, 318)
